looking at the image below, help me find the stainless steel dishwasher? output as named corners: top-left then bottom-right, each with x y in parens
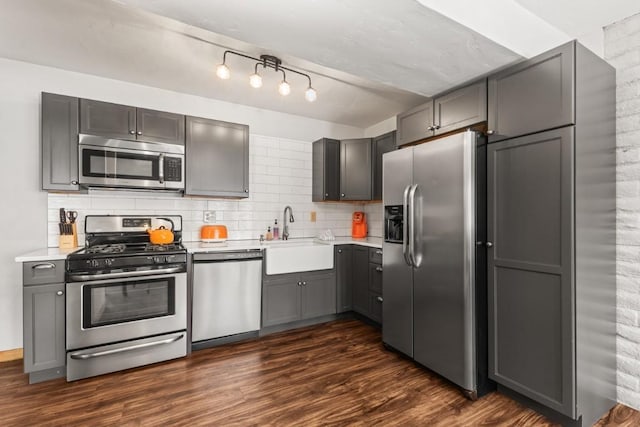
top-left (191, 249), bottom-right (263, 349)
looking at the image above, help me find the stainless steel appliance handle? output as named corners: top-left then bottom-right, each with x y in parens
top-left (69, 333), bottom-right (184, 360)
top-left (408, 184), bottom-right (418, 267)
top-left (402, 185), bottom-right (412, 266)
top-left (32, 263), bottom-right (56, 270)
top-left (158, 153), bottom-right (165, 184)
top-left (67, 266), bottom-right (184, 282)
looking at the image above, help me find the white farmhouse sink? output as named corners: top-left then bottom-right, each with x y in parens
top-left (265, 241), bottom-right (334, 275)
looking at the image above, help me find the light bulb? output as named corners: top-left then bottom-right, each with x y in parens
top-left (249, 73), bottom-right (263, 88)
top-left (278, 80), bottom-right (291, 96)
top-left (216, 63), bottom-right (230, 80)
top-left (305, 86), bottom-right (317, 102)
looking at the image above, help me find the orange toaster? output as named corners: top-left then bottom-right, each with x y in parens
top-left (352, 212), bottom-right (367, 239)
top-left (201, 225), bottom-right (228, 242)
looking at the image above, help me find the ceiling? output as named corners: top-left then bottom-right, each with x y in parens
top-left (0, 0), bottom-right (638, 128)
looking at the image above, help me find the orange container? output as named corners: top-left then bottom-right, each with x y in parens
top-left (352, 212), bottom-right (367, 238)
top-left (201, 225), bottom-right (228, 242)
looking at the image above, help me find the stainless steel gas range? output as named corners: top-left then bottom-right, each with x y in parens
top-left (65, 215), bottom-right (187, 381)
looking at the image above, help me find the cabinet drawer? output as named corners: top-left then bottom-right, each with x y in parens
top-left (23, 260), bottom-right (65, 286)
top-left (369, 263), bottom-right (382, 293)
top-left (369, 248), bottom-right (383, 264)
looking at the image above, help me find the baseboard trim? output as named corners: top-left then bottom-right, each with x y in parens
top-left (0, 348), bottom-right (23, 362)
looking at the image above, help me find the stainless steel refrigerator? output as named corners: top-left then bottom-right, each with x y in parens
top-left (382, 130), bottom-right (490, 398)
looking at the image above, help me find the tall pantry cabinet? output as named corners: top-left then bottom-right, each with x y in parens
top-left (486, 41), bottom-right (616, 426)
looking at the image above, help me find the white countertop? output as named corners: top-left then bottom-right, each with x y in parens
top-left (14, 237), bottom-right (383, 262)
top-left (14, 247), bottom-right (81, 263)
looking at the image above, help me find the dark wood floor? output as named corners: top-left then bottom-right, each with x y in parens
top-left (0, 319), bottom-right (637, 426)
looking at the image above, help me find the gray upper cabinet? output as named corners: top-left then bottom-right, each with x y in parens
top-left (335, 245), bottom-right (353, 313)
top-left (41, 93), bottom-right (79, 191)
top-left (185, 116), bottom-right (249, 198)
top-left (434, 80), bottom-right (487, 135)
top-left (488, 127), bottom-right (575, 416)
top-left (80, 99), bottom-right (135, 140)
top-left (80, 99), bottom-right (185, 145)
top-left (396, 101), bottom-right (433, 147)
top-left (487, 42), bottom-right (575, 143)
top-left (340, 138), bottom-right (372, 200)
top-left (136, 108), bottom-right (185, 145)
top-left (372, 131), bottom-right (396, 200)
top-left (312, 138), bottom-right (340, 201)
top-left (396, 79), bottom-right (487, 146)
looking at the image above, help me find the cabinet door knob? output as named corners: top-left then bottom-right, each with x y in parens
top-left (338, 249), bottom-right (342, 253)
top-left (244, 189), bottom-right (249, 193)
top-left (137, 131), bottom-right (142, 135)
top-left (129, 130), bottom-right (135, 135)
top-left (376, 266), bottom-right (383, 272)
top-left (433, 125), bottom-right (441, 130)
top-left (486, 242), bottom-right (494, 248)
top-left (375, 250), bottom-right (383, 255)
top-left (487, 130), bottom-right (495, 136)
top-left (71, 180), bottom-right (78, 185)
top-left (325, 193), bottom-right (329, 197)
top-left (427, 126), bottom-right (434, 131)
top-left (302, 281), bottom-right (307, 286)
top-left (297, 281), bottom-right (302, 286)
top-left (56, 290), bottom-right (64, 296)
top-left (376, 296), bottom-right (383, 302)
top-left (341, 193), bottom-right (345, 197)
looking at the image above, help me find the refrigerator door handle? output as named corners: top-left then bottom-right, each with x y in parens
top-left (408, 184), bottom-right (419, 267)
top-left (403, 184), bottom-right (412, 266)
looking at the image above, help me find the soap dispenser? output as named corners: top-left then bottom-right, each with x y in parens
top-left (266, 226), bottom-right (273, 241)
top-left (273, 219), bottom-right (280, 240)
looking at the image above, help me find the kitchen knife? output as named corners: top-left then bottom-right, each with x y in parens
top-left (59, 208), bottom-right (66, 224)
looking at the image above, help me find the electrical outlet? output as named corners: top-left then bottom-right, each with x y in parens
top-left (310, 211), bottom-right (317, 222)
top-left (203, 210), bottom-right (216, 223)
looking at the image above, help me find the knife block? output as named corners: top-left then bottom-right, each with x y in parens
top-left (59, 223), bottom-right (78, 249)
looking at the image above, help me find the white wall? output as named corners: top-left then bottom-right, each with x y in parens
top-left (605, 13), bottom-right (640, 411)
top-left (0, 57), bottom-right (365, 352)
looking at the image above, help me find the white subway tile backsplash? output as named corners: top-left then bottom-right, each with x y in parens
top-left (46, 134), bottom-right (367, 247)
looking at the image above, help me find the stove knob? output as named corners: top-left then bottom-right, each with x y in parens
top-left (104, 258), bottom-right (113, 267)
top-left (165, 255), bottom-right (175, 263)
top-left (153, 256), bottom-right (165, 264)
top-left (89, 259), bottom-right (100, 268)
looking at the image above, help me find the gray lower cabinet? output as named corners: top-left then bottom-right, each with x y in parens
top-left (262, 271), bottom-right (336, 328)
top-left (185, 116), bottom-right (249, 198)
top-left (351, 246), bottom-right (370, 316)
top-left (335, 245), bottom-right (353, 313)
top-left (312, 138), bottom-right (340, 201)
top-left (80, 99), bottom-right (185, 145)
top-left (42, 93), bottom-right (79, 191)
top-left (487, 41), bottom-right (575, 143)
top-left (340, 138), bottom-right (372, 200)
top-left (23, 260), bottom-right (66, 383)
top-left (396, 100), bottom-right (434, 147)
top-left (488, 127), bottom-right (574, 416)
top-left (372, 131), bottom-right (396, 200)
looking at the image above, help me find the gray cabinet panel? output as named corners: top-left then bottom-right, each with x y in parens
top-left (369, 263), bottom-right (382, 293)
top-left (185, 116), bottom-right (249, 198)
top-left (80, 99), bottom-right (135, 140)
top-left (369, 294), bottom-right (383, 323)
top-left (434, 80), bottom-right (487, 135)
top-left (41, 93), bottom-right (79, 191)
top-left (488, 42), bottom-right (575, 143)
top-left (335, 245), bottom-right (353, 313)
top-left (312, 138), bottom-right (340, 201)
top-left (352, 246), bottom-right (370, 315)
top-left (396, 101), bottom-right (434, 146)
top-left (23, 260), bottom-right (65, 286)
top-left (340, 138), bottom-right (372, 200)
top-left (372, 131), bottom-right (396, 200)
top-left (301, 275), bottom-right (336, 319)
top-left (23, 283), bottom-right (65, 373)
top-left (262, 280), bottom-right (301, 327)
top-left (488, 127), bottom-right (575, 416)
top-left (136, 108), bottom-right (185, 145)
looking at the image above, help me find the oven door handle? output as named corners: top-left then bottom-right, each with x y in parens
top-left (67, 266), bottom-right (184, 282)
top-left (69, 333), bottom-right (184, 360)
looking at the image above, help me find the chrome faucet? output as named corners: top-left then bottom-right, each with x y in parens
top-left (283, 206), bottom-right (295, 240)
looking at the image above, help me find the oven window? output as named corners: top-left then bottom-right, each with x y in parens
top-left (82, 149), bottom-right (159, 180)
top-left (82, 278), bottom-right (175, 328)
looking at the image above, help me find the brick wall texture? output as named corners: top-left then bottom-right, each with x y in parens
top-left (605, 12), bottom-right (640, 410)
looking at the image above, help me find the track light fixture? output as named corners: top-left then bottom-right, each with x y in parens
top-left (216, 50), bottom-right (317, 102)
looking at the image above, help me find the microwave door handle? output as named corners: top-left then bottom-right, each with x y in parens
top-left (402, 185), bottom-right (412, 266)
top-left (158, 153), bottom-right (165, 184)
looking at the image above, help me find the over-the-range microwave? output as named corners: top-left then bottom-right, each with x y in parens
top-left (78, 134), bottom-right (184, 191)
